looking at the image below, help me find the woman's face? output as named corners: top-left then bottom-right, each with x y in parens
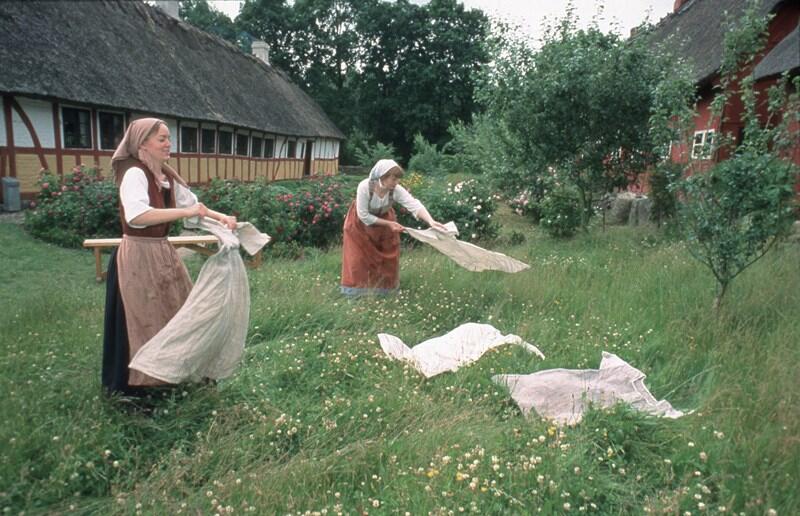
top-left (381, 169), bottom-right (401, 190)
top-left (140, 124), bottom-right (171, 162)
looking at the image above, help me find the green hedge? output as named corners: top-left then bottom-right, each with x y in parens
top-left (24, 170), bottom-right (498, 251)
top-left (25, 167), bottom-right (120, 248)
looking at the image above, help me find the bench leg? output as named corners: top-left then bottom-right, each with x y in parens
top-left (94, 248), bottom-right (106, 282)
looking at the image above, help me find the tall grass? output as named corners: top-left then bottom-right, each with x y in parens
top-left (0, 215), bottom-right (797, 514)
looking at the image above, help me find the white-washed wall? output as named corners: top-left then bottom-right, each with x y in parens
top-left (13, 97), bottom-right (55, 148)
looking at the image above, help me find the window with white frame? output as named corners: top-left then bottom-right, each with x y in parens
top-left (235, 133), bottom-right (249, 156)
top-left (251, 136), bottom-right (263, 158)
top-left (691, 129), bottom-right (715, 160)
top-left (263, 137), bottom-right (274, 158)
top-left (201, 128), bottom-right (216, 154)
top-left (62, 107), bottom-right (92, 149)
top-left (180, 125), bottom-right (198, 153)
top-left (287, 140), bottom-right (297, 158)
top-left (98, 111), bottom-right (125, 150)
top-left (219, 130), bottom-right (233, 154)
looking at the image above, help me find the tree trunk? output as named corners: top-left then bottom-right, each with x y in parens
top-left (713, 281), bottom-right (728, 314)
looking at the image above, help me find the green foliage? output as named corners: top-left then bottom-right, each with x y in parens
top-left (354, 142), bottom-right (399, 169)
top-left (677, 152), bottom-right (797, 309)
top-left (179, 0), bottom-right (243, 48)
top-left (199, 176), bottom-right (352, 249)
top-left (24, 167), bottom-right (119, 247)
top-left (538, 184), bottom-right (583, 238)
top-left (648, 162), bottom-right (682, 225)
top-left (237, 0), bottom-right (490, 159)
top-left (483, 14), bottom-right (670, 228)
top-left (396, 176), bottom-right (499, 241)
top-left (407, 133), bottom-right (454, 176)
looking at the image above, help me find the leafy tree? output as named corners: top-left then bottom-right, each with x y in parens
top-left (664, 4), bottom-right (800, 311)
top-left (236, 0), bottom-right (297, 73)
top-left (486, 14), bottom-right (669, 229)
top-left (179, 0), bottom-right (240, 46)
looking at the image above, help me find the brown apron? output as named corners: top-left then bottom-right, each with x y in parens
top-left (117, 161), bottom-right (192, 387)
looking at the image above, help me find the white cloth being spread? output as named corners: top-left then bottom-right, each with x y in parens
top-left (128, 218), bottom-right (270, 384)
top-left (379, 323), bottom-right (545, 378)
top-left (404, 222), bottom-right (529, 273)
top-left (493, 352), bottom-right (685, 425)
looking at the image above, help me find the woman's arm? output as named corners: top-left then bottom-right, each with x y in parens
top-left (414, 206), bottom-right (447, 232)
top-left (206, 208), bottom-right (237, 230)
top-left (130, 203), bottom-right (208, 226)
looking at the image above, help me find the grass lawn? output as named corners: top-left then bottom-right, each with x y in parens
top-left (1, 212), bottom-right (798, 514)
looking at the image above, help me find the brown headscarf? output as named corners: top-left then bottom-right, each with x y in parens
top-left (111, 118), bottom-right (187, 189)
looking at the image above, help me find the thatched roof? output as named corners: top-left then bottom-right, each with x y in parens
top-left (648, 0), bottom-right (787, 85)
top-left (0, 0), bottom-right (344, 139)
top-left (754, 25), bottom-right (800, 79)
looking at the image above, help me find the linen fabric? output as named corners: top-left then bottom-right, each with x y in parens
top-left (404, 222), bottom-right (530, 273)
top-left (128, 218), bottom-right (270, 383)
top-left (378, 323), bottom-right (545, 378)
top-left (119, 167), bottom-right (198, 227)
top-left (493, 351), bottom-right (685, 425)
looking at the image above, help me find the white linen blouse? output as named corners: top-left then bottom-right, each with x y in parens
top-left (355, 178), bottom-right (423, 225)
top-left (119, 167), bottom-right (198, 228)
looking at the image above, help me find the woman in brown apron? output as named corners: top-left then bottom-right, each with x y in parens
top-left (102, 118), bottom-right (237, 395)
top-left (340, 159), bottom-right (446, 297)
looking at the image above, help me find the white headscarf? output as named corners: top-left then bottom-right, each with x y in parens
top-left (369, 159), bottom-right (401, 180)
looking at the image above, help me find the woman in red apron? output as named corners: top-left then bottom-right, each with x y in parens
top-left (340, 159), bottom-right (445, 297)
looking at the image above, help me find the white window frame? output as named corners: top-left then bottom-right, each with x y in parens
top-left (97, 110), bottom-right (125, 151)
top-left (61, 105), bottom-right (93, 149)
top-left (691, 129), bottom-right (715, 160)
top-left (179, 121), bottom-right (199, 154)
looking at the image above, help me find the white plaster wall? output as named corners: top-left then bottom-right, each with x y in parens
top-left (13, 97), bottom-right (55, 148)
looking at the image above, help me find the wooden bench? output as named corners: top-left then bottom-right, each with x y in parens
top-left (83, 235), bottom-right (263, 282)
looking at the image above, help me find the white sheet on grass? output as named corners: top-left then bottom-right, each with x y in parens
top-left (493, 352), bottom-right (685, 425)
top-left (378, 322), bottom-right (545, 378)
top-left (404, 222), bottom-right (529, 273)
top-left (129, 218), bottom-right (270, 384)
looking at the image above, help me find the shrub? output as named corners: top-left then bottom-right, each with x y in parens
top-left (407, 133), bottom-right (454, 176)
top-left (25, 167), bottom-right (120, 247)
top-left (397, 177), bottom-right (499, 241)
top-left (538, 185), bottom-right (583, 238)
top-left (649, 162), bottom-right (682, 225)
top-left (198, 176), bottom-right (353, 249)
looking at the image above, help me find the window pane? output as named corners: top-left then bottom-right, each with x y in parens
top-left (287, 140), bottom-right (296, 158)
top-left (236, 134), bottom-right (249, 156)
top-left (219, 131), bottom-right (233, 154)
top-left (180, 126), bottom-right (198, 153)
top-left (63, 107), bottom-right (92, 149)
top-left (201, 129), bottom-right (216, 153)
top-left (264, 138), bottom-right (274, 158)
top-left (99, 112), bottom-right (124, 150)
top-left (251, 137), bottom-right (262, 158)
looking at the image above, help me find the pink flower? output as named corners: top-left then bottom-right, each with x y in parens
top-left (30, 201), bottom-right (37, 208)
top-left (308, 205), bottom-right (315, 212)
top-left (61, 185), bottom-right (67, 191)
top-left (42, 182), bottom-right (50, 189)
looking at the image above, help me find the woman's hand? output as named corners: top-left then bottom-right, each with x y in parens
top-left (388, 221), bottom-right (405, 233)
top-left (219, 214), bottom-right (238, 230)
top-left (429, 220), bottom-right (448, 232)
top-left (186, 202), bottom-right (208, 219)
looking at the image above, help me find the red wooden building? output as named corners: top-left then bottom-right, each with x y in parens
top-left (649, 0), bottom-right (799, 177)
